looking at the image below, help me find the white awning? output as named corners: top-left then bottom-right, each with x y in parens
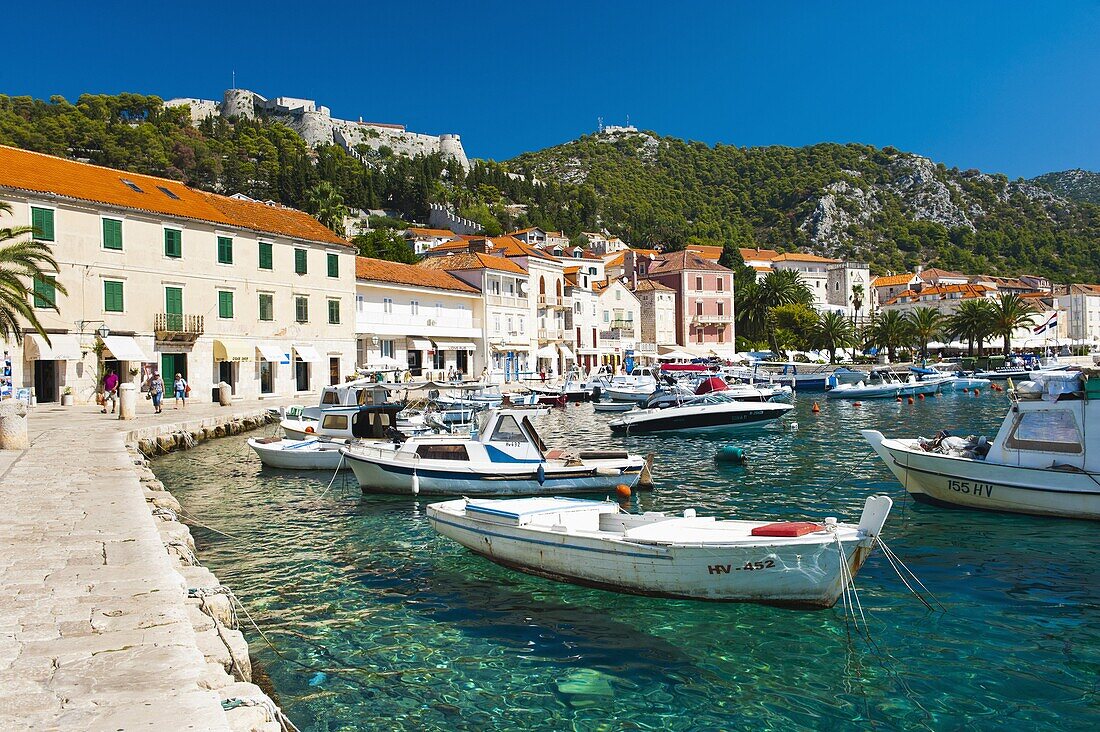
top-left (257, 342), bottom-right (287, 362)
top-left (535, 344), bottom-right (557, 358)
top-left (434, 341), bottom-right (477, 352)
top-left (657, 349), bottom-right (696, 361)
top-left (559, 345), bottom-right (575, 360)
top-left (103, 335), bottom-right (149, 362)
top-left (214, 339), bottom-right (254, 362)
top-left (26, 333), bottom-right (82, 361)
top-left (293, 344), bottom-right (322, 363)
top-left (407, 338), bottom-right (433, 351)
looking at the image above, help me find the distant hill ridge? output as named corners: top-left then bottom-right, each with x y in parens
top-left (1031, 169), bottom-right (1100, 205)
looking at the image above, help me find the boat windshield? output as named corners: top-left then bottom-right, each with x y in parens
top-left (491, 415), bottom-right (528, 443)
top-left (1005, 410), bottom-right (1084, 454)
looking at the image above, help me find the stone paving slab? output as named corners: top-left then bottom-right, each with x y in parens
top-left (0, 397), bottom-right (285, 731)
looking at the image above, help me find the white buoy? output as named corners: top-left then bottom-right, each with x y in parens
top-left (790, 421), bottom-right (799, 430)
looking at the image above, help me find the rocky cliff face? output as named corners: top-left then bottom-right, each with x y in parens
top-left (1032, 168), bottom-right (1100, 204)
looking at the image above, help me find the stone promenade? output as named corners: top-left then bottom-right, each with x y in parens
top-left (0, 397), bottom-right (288, 731)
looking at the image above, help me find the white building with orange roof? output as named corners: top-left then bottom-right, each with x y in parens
top-left (881, 282), bottom-right (996, 314)
top-left (593, 278), bottom-right (643, 367)
top-left (1056, 284), bottom-right (1100, 344)
top-left (403, 227), bottom-right (459, 255)
top-left (418, 247), bottom-right (533, 382)
top-left (355, 257), bottom-right (483, 380)
top-left (0, 145), bottom-right (356, 404)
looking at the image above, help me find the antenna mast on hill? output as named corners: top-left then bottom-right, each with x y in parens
top-left (232, 70), bottom-right (236, 90)
top-left (598, 116), bottom-right (603, 133)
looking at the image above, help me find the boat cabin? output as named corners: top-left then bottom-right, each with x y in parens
top-left (316, 399), bottom-right (405, 441)
top-left (985, 372), bottom-right (1097, 471)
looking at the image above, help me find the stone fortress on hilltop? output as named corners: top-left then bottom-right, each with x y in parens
top-left (166, 89), bottom-right (469, 169)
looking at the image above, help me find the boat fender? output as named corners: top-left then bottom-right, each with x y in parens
top-left (537, 464), bottom-right (546, 485)
top-left (683, 508), bottom-right (697, 518)
top-left (615, 484), bottom-right (631, 499)
top-left (305, 425), bottom-right (315, 434)
top-left (411, 470), bottom-right (420, 495)
top-left (715, 446), bottom-right (747, 465)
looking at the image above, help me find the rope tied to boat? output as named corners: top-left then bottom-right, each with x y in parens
top-left (875, 538), bottom-right (946, 613)
top-left (164, 540), bottom-right (199, 566)
top-left (221, 696), bottom-right (301, 732)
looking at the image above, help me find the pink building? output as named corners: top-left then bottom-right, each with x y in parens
top-left (644, 250), bottom-right (735, 350)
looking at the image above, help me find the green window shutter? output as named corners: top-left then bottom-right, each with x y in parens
top-left (31, 207), bottom-right (54, 241)
top-left (165, 287), bottom-right (183, 314)
top-left (327, 253), bottom-right (339, 278)
top-left (164, 229), bottom-right (182, 258)
top-left (218, 236), bottom-right (233, 264)
top-left (295, 297), bottom-right (308, 322)
top-left (259, 241), bottom-right (273, 270)
top-left (33, 275), bottom-right (56, 309)
top-left (104, 280), bottom-right (124, 312)
top-left (259, 294), bottom-right (273, 321)
top-left (218, 291), bottom-right (234, 319)
top-left (294, 249), bottom-right (307, 275)
top-left (328, 299), bottom-right (340, 325)
top-left (103, 219), bottom-right (123, 250)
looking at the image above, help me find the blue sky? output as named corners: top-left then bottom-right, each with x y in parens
top-left (3, 1), bottom-right (1098, 178)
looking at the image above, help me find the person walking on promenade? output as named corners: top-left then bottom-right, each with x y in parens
top-left (173, 373), bottom-right (188, 409)
top-left (150, 371), bottom-right (165, 414)
top-left (101, 369), bottom-right (119, 414)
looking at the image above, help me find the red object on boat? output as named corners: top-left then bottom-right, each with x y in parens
top-left (538, 393), bottom-right (567, 407)
top-left (695, 376), bottom-right (728, 395)
top-left (660, 363), bottom-right (707, 372)
top-left (750, 522), bottom-right (824, 537)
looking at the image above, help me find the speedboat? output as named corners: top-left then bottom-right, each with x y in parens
top-left (609, 391), bottom-right (793, 434)
top-left (593, 400), bottom-right (636, 413)
top-left (433, 383), bottom-right (504, 409)
top-left (974, 357), bottom-right (1069, 381)
top-left (250, 398), bottom-right (405, 470)
top-left (596, 366), bottom-right (659, 402)
top-left (427, 495), bottom-right (894, 608)
top-left (863, 371), bottom-right (1100, 520)
top-left (341, 409), bottom-right (650, 496)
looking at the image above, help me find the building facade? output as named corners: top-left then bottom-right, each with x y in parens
top-left (0, 145), bottom-right (355, 404)
top-left (594, 279), bottom-right (643, 367)
top-left (632, 280), bottom-right (678, 349)
top-left (1057, 284), bottom-right (1100, 343)
top-left (646, 250), bottom-right (735, 354)
top-left (354, 257), bottom-right (483, 380)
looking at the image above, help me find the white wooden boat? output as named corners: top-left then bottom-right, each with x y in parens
top-left (596, 366), bottom-right (659, 402)
top-left (863, 371), bottom-right (1100, 519)
top-left (341, 409), bottom-right (649, 495)
top-left (609, 392), bottom-right (793, 434)
top-left (427, 495), bottom-right (894, 608)
top-left (593, 401), bottom-right (636, 413)
top-left (248, 436), bottom-right (349, 470)
top-left (251, 398), bottom-right (404, 470)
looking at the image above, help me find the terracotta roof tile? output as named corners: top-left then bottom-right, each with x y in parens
top-left (885, 283), bottom-right (991, 304)
top-left (632, 279), bottom-right (674, 292)
top-left (356, 257), bottom-right (478, 292)
top-left (648, 250), bottom-right (732, 274)
top-left (771, 252), bottom-right (841, 263)
top-left (603, 248), bottom-right (661, 268)
top-left (405, 227), bottom-right (457, 238)
top-left (872, 273), bottom-right (915, 288)
top-left (417, 251), bottom-right (526, 275)
top-left (738, 247), bottom-right (781, 261)
top-left (0, 144), bottom-right (348, 246)
top-left (686, 244), bottom-right (722, 261)
top-left (1069, 283), bottom-right (1100, 295)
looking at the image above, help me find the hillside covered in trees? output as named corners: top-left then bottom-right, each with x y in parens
top-left (2, 93), bottom-right (1098, 282)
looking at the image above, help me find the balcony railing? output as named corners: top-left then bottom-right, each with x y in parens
top-left (609, 319), bottom-right (635, 332)
top-left (637, 342), bottom-right (658, 353)
top-left (692, 313), bottom-right (733, 325)
top-left (538, 328), bottom-right (567, 341)
top-left (154, 313), bottom-right (204, 342)
top-left (537, 295), bottom-right (572, 310)
top-left (486, 294), bottom-right (527, 307)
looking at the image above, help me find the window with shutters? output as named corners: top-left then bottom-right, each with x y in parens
top-left (31, 207), bottom-right (55, 241)
top-left (259, 293), bottom-right (274, 322)
top-left (294, 249), bottom-right (307, 274)
top-left (103, 280), bottom-right (124, 312)
top-left (102, 218), bottom-right (123, 250)
top-left (327, 253), bottom-right (338, 278)
top-left (164, 228), bottom-right (182, 258)
top-left (328, 299), bottom-right (340, 325)
top-left (258, 242), bottom-right (273, 270)
top-left (218, 290), bottom-right (234, 319)
top-left (217, 236), bottom-right (233, 264)
top-left (295, 296), bottom-right (309, 323)
top-left (33, 275), bottom-right (56, 309)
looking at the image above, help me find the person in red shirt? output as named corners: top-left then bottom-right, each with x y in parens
top-left (101, 370), bottom-right (119, 414)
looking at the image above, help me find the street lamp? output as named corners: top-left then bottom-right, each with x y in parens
top-left (96, 324), bottom-right (110, 340)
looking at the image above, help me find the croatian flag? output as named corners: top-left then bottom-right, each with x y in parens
top-left (1033, 311), bottom-right (1058, 335)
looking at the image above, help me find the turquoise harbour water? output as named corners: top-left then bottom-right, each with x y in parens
top-left (155, 392), bottom-right (1100, 731)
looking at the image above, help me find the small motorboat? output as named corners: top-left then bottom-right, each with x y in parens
top-left (250, 398), bottom-right (405, 470)
top-left (593, 401), bottom-right (636, 413)
top-left (595, 366), bottom-right (659, 402)
top-left (609, 391), bottom-right (793, 434)
top-left (427, 495), bottom-right (894, 608)
top-left (433, 383), bottom-right (505, 409)
top-left (341, 409), bottom-right (651, 495)
top-left (863, 371), bottom-right (1100, 520)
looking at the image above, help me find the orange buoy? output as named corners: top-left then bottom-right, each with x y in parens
top-left (615, 484), bottom-right (631, 499)
top-left (896, 396), bottom-right (902, 402)
top-left (974, 389), bottom-right (981, 396)
top-left (907, 397), bottom-right (915, 405)
top-left (305, 425), bottom-right (315, 434)
top-left (962, 388), bottom-right (969, 393)
top-left (918, 393), bottom-right (925, 400)
top-left (811, 402), bottom-right (820, 413)
top-left (853, 402), bottom-right (862, 407)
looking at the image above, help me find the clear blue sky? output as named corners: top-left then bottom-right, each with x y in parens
top-left (3, 1), bottom-right (1098, 178)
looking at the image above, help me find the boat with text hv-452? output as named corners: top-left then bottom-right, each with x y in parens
top-left (427, 495), bottom-right (893, 608)
top-left (340, 409), bottom-right (650, 496)
top-left (863, 370), bottom-right (1100, 520)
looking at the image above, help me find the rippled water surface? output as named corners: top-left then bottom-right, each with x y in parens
top-left (155, 392), bottom-right (1100, 731)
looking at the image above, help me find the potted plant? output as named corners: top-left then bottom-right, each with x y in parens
top-left (61, 386), bottom-right (74, 406)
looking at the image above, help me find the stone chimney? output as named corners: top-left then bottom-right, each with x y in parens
top-left (624, 249), bottom-right (637, 290)
top-left (467, 238), bottom-right (488, 255)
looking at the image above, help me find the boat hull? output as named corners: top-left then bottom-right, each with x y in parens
top-left (427, 508), bottom-right (873, 607)
top-left (862, 430), bottom-right (1100, 520)
top-left (343, 449), bottom-right (644, 496)
top-left (248, 438), bottom-right (348, 470)
top-left (610, 404), bottom-right (791, 434)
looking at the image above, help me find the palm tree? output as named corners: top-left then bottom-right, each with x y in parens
top-left (905, 307), bottom-right (945, 360)
top-left (735, 269), bottom-right (814, 351)
top-left (850, 283), bottom-right (865, 318)
top-left (945, 299), bottom-right (995, 356)
top-left (813, 311), bottom-right (857, 363)
top-left (0, 202), bottom-right (67, 344)
top-left (305, 181), bottom-right (349, 233)
top-left (987, 293), bottom-right (1035, 356)
top-left (866, 310), bottom-right (912, 363)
